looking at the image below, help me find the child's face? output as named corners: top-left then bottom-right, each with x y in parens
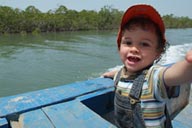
top-left (119, 25), bottom-right (160, 73)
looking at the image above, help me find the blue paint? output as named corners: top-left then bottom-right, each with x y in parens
top-left (0, 118), bottom-right (8, 128)
top-left (172, 104), bottom-right (192, 128)
top-left (0, 78), bottom-right (114, 118)
top-left (42, 100), bottom-right (116, 128)
top-left (172, 120), bottom-right (190, 128)
top-left (10, 109), bottom-right (54, 128)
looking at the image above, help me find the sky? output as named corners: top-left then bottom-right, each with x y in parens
top-left (0, 0), bottom-right (191, 18)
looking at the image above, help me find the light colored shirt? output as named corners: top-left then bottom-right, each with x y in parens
top-left (115, 65), bottom-right (168, 128)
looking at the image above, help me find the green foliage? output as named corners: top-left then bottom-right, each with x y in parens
top-left (162, 14), bottom-right (192, 28)
top-left (0, 5), bottom-right (191, 34)
top-left (32, 28), bottom-right (41, 35)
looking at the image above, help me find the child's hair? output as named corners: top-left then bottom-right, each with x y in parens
top-left (121, 17), bottom-right (169, 62)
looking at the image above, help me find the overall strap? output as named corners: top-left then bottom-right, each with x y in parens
top-left (114, 68), bottom-right (146, 101)
top-left (129, 71), bottom-right (146, 101)
top-left (129, 71), bottom-right (146, 128)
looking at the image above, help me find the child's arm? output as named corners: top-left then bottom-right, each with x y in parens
top-left (164, 50), bottom-right (192, 86)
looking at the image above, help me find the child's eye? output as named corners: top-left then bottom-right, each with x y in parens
top-left (140, 42), bottom-right (150, 47)
top-left (122, 40), bottom-right (132, 45)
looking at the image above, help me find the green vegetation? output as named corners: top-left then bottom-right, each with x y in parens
top-left (0, 5), bottom-right (192, 34)
top-left (163, 14), bottom-right (192, 28)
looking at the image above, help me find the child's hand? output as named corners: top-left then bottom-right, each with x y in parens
top-left (186, 50), bottom-right (192, 63)
top-left (101, 70), bottom-right (117, 79)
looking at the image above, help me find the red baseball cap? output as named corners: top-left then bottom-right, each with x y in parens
top-left (117, 4), bottom-right (166, 49)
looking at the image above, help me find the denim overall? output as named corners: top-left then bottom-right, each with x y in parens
top-left (114, 70), bottom-right (146, 128)
top-left (114, 69), bottom-right (172, 128)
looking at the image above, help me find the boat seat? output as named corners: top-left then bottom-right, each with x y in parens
top-left (10, 100), bottom-right (116, 128)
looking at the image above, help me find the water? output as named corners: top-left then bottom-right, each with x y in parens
top-left (0, 29), bottom-right (192, 97)
top-left (160, 29), bottom-right (192, 64)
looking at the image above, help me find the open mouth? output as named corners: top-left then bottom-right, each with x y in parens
top-left (127, 56), bottom-right (141, 63)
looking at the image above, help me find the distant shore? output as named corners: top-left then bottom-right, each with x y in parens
top-left (0, 5), bottom-right (192, 35)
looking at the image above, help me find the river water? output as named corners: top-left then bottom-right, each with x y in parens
top-left (0, 29), bottom-right (192, 97)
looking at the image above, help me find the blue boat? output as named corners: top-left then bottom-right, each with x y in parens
top-left (0, 77), bottom-right (191, 128)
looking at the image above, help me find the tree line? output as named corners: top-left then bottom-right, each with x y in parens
top-left (0, 5), bottom-right (192, 34)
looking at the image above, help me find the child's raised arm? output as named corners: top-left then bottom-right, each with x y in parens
top-left (164, 50), bottom-right (192, 86)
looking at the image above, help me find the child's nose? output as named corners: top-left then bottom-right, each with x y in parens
top-left (130, 46), bottom-right (139, 53)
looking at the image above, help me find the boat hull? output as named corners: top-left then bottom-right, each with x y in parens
top-left (0, 78), bottom-right (191, 128)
